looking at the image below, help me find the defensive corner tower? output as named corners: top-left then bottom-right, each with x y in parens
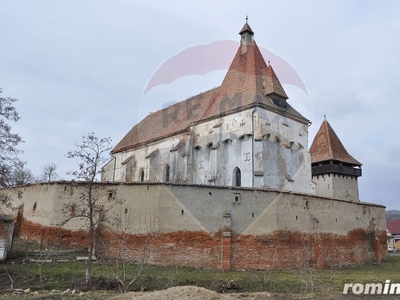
top-left (310, 118), bottom-right (362, 201)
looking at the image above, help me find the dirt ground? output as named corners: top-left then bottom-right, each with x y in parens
top-left (108, 286), bottom-right (400, 300)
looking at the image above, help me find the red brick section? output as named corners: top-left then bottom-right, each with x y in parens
top-left (97, 228), bottom-right (221, 269)
top-left (19, 219), bottom-right (89, 249)
top-left (17, 220), bottom-right (387, 270)
top-left (221, 237), bottom-right (231, 270)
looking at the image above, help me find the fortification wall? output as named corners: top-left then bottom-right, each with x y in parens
top-left (3, 182), bottom-right (387, 270)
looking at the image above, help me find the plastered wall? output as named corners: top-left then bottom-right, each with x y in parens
top-left (3, 182), bottom-right (387, 269)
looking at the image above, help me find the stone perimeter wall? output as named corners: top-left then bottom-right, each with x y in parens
top-left (5, 182), bottom-right (387, 270)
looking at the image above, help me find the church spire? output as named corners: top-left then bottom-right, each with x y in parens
top-left (239, 17), bottom-right (254, 46)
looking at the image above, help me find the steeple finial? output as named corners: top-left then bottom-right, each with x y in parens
top-left (324, 114), bottom-right (326, 120)
top-left (246, 15), bottom-right (248, 23)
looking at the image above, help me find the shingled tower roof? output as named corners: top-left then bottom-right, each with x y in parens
top-left (112, 22), bottom-right (308, 154)
top-left (239, 22), bottom-right (254, 35)
top-left (309, 119), bottom-right (362, 166)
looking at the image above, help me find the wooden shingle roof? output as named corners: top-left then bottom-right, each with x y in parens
top-left (309, 120), bottom-right (362, 166)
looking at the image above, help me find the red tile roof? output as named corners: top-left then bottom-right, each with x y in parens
top-left (387, 220), bottom-right (400, 235)
top-left (112, 23), bottom-right (309, 154)
top-left (309, 120), bottom-right (362, 165)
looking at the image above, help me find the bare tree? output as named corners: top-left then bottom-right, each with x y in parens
top-left (8, 163), bottom-right (36, 186)
top-left (98, 213), bottom-right (150, 293)
top-left (40, 162), bottom-right (58, 182)
top-left (60, 132), bottom-right (123, 288)
top-left (0, 88), bottom-right (24, 213)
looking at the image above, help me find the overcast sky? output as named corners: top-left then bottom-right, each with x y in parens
top-left (1, 1), bottom-right (399, 210)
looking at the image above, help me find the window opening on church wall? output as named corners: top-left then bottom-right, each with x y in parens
top-left (233, 192), bottom-right (241, 204)
top-left (165, 164), bottom-right (170, 182)
top-left (139, 169), bottom-right (145, 182)
top-left (233, 167), bottom-right (241, 187)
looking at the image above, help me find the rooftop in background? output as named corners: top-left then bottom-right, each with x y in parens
top-left (387, 220), bottom-right (400, 235)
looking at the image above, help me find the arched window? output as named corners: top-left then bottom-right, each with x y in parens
top-left (139, 169), bottom-right (145, 182)
top-left (233, 167), bottom-right (241, 187)
top-left (165, 164), bottom-right (170, 182)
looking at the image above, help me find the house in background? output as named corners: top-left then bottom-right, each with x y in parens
top-left (387, 220), bottom-right (400, 251)
top-left (0, 215), bottom-right (16, 260)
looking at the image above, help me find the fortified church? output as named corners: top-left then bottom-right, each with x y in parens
top-left (2, 21), bottom-right (387, 270)
top-left (102, 21), bottom-right (362, 203)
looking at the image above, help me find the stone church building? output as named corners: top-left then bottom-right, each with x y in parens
top-left (102, 21), bottom-right (362, 203)
top-left (4, 21), bottom-right (386, 271)
top-left (102, 22), bottom-right (314, 194)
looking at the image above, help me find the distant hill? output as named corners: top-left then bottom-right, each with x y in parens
top-left (386, 210), bottom-right (400, 220)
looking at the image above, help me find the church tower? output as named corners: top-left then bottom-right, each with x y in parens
top-left (309, 119), bottom-right (362, 201)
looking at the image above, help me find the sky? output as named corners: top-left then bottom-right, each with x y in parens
top-left (0, 0), bottom-right (399, 210)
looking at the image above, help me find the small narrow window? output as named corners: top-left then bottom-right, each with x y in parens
top-left (233, 167), bottom-right (241, 187)
top-left (124, 208), bottom-right (128, 214)
top-left (296, 216), bottom-right (298, 221)
top-left (233, 193), bottom-right (241, 204)
top-left (64, 186), bottom-right (67, 191)
top-left (165, 164), bottom-right (170, 183)
top-left (181, 210), bottom-right (184, 215)
top-left (252, 213), bottom-right (255, 218)
top-left (139, 169), bottom-right (145, 182)
top-left (33, 202), bottom-right (37, 211)
top-left (363, 206), bottom-right (366, 214)
top-left (108, 192), bottom-right (113, 200)
top-left (305, 201), bottom-right (309, 209)
top-left (336, 218), bottom-right (338, 223)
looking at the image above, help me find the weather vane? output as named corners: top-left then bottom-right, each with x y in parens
top-left (246, 15), bottom-right (248, 23)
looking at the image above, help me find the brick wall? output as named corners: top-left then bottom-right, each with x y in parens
top-left (95, 227), bottom-right (387, 270)
top-left (19, 219), bottom-right (89, 250)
